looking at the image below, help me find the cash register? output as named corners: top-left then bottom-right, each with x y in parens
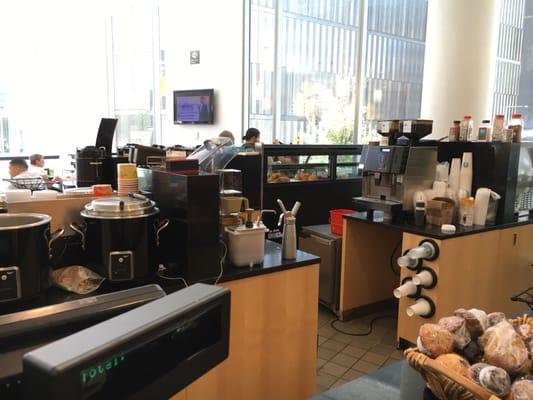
top-left (1, 283), bottom-right (230, 400)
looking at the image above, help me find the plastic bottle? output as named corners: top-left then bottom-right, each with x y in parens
top-left (459, 116), bottom-right (473, 141)
top-left (508, 113), bottom-right (523, 143)
top-left (478, 120), bottom-right (492, 142)
top-left (493, 114), bottom-right (505, 141)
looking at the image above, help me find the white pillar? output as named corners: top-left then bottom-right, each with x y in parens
top-left (421, 0), bottom-right (500, 138)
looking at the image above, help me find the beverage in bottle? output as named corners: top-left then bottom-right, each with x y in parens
top-left (493, 114), bottom-right (505, 141)
top-left (508, 113), bottom-right (523, 143)
top-left (459, 116), bottom-right (473, 141)
top-left (478, 120), bottom-right (492, 142)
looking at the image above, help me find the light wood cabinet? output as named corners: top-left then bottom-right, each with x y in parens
top-left (171, 264), bottom-right (319, 400)
top-left (397, 224), bottom-right (533, 345)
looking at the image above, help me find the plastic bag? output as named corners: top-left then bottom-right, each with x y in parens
top-left (51, 266), bottom-right (105, 295)
top-left (479, 320), bottom-right (529, 375)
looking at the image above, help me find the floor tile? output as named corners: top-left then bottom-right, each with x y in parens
top-left (342, 345), bottom-right (366, 359)
top-left (383, 358), bottom-right (398, 367)
top-left (317, 358), bottom-right (327, 369)
top-left (318, 325), bottom-right (338, 339)
top-left (331, 378), bottom-right (349, 388)
top-left (330, 352), bottom-right (358, 368)
top-left (352, 359), bottom-right (380, 374)
top-left (317, 347), bottom-right (337, 361)
top-left (318, 335), bottom-right (328, 346)
top-left (332, 332), bottom-right (353, 344)
top-left (342, 368), bottom-right (364, 381)
top-left (369, 344), bottom-right (397, 356)
top-left (321, 362), bottom-right (349, 378)
top-left (321, 339), bottom-right (347, 352)
top-left (361, 352), bottom-right (388, 366)
top-left (389, 349), bottom-right (405, 360)
top-left (315, 384), bottom-right (329, 395)
top-left (349, 336), bottom-right (379, 350)
top-left (316, 371), bottom-right (338, 388)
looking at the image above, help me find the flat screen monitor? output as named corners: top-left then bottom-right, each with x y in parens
top-left (173, 89), bottom-right (214, 125)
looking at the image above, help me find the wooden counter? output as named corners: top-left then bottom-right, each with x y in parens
top-left (171, 262), bottom-right (320, 400)
top-left (340, 214), bottom-right (533, 346)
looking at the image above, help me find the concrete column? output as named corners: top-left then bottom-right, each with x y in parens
top-left (421, 0), bottom-right (500, 138)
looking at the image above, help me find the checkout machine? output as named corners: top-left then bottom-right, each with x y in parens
top-left (354, 120), bottom-right (437, 220)
top-left (0, 283), bottom-right (230, 400)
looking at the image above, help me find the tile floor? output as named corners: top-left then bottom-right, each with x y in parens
top-left (315, 306), bottom-right (404, 395)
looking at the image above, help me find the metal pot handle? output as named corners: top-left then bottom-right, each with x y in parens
top-left (70, 222), bottom-right (87, 251)
top-left (48, 228), bottom-right (65, 260)
top-left (155, 218), bottom-right (169, 247)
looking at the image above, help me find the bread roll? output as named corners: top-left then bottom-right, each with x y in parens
top-left (478, 365), bottom-right (512, 397)
top-left (510, 380), bottom-right (533, 400)
top-left (480, 321), bottom-right (529, 375)
top-left (435, 353), bottom-right (470, 377)
top-left (419, 323), bottom-right (455, 358)
top-left (487, 312), bottom-right (506, 327)
top-left (454, 308), bottom-right (487, 339)
top-left (459, 340), bottom-right (484, 364)
top-left (439, 316), bottom-right (471, 350)
top-left (469, 362), bottom-right (490, 384)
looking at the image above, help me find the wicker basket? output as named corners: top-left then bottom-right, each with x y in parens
top-left (405, 315), bottom-right (532, 400)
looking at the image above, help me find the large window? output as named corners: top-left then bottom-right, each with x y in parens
top-left (492, 0), bottom-right (533, 139)
top-left (247, 0), bottom-right (428, 144)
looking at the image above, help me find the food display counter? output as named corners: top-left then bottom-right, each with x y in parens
top-left (263, 145), bottom-right (363, 228)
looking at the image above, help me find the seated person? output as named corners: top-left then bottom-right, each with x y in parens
top-left (8, 158), bottom-right (37, 179)
top-left (242, 127), bottom-right (261, 150)
top-left (218, 130), bottom-right (235, 145)
top-left (28, 153), bottom-right (62, 183)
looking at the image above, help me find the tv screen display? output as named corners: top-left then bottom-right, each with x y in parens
top-left (173, 89), bottom-right (214, 124)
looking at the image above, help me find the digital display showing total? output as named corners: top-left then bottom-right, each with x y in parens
top-left (79, 305), bottom-right (222, 399)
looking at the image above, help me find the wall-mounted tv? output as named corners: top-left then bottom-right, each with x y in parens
top-left (173, 89), bottom-right (214, 124)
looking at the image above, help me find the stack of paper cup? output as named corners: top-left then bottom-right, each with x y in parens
top-left (117, 163), bottom-right (139, 196)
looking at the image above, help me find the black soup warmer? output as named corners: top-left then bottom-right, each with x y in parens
top-left (71, 196), bottom-right (169, 282)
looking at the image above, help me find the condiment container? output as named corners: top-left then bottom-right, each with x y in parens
top-left (448, 120), bottom-right (461, 142)
top-left (459, 197), bottom-right (475, 227)
top-left (493, 114), bottom-right (505, 141)
top-left (459, 116), bottom-right (473, 142)
top-left (478, 119), bottom-right (492, 141)
top-left (414, 201), bottom-right (426, 227)
top-left (508, 113), bottom-right (523, 143)
top-left (502, 128), bottom-right (514, 143)
top-left (225, 224), bottom-right (268, 267)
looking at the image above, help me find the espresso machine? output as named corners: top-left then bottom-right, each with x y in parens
top-left (354, 119), bottom-right (437, 219)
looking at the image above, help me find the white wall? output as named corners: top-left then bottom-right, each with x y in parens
top-left (421, 0), bottom-right (500, 138)
top-left (159, 0), bottom-right (244, 147)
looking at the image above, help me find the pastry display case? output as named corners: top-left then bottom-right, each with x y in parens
top-left (262, 145), bottom-right (363, 229)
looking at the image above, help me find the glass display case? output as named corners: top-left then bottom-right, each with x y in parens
top-left (267, 154), bottom-right (330, 183)
top-left (264, 145), bottom-right (363, 184)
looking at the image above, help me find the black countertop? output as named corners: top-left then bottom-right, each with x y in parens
top-left (311, 361), bottom-right (436, 400)
top-left (0, 240), bottom-right (320, 316)
top-left (344, 212), bottom-right (533, 240)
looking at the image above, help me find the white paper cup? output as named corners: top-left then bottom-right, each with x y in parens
top-left (393, 281), bottom-right (417, 299)
top-left (397, 256), bottom-right (416, 268)
top-left (5, 189), bottom-right (32, 202)
top-left (412, 270), bottom-right (434, 287)
top-left (406, 298), bottom-right (432, 317)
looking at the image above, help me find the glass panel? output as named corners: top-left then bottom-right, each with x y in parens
top-left (359, 0), bottom-right (429, 143)
top-left (492, 0), bottom-right (533, 140)
top-left (336, 165), bottom-right (361, 180)
top-left (336, 154), bottom-right (361, 164)
top-left (267, 153), bottom-right (330, 183)
top-left (277, 0), bottom-right (359, 144)
top-left (249, 0), bottom-right (276, 143)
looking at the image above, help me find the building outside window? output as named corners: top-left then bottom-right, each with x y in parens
top-left (247, 0), bottom-right (429, 144)
top-left (492, 0), bottom-right (533, 140)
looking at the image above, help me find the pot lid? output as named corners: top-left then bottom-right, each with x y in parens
top-left (82, 195), bottom-right (158, 218)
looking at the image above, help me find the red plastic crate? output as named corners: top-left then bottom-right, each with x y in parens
top-left (329, 209), bottom-right (356, 235)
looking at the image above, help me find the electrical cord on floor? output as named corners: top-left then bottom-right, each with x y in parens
top-left (389, 239), bottom-right (402, 277)
top-left (330, 315), bottom-right (397, 337)
top-left (214, 239), bottom-right (227, 285)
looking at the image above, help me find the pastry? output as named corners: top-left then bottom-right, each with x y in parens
top-left (510, 380), bottom-right (533, 400)
top-left (435, 353), bottom-right (470, 377)
top-left (439, 316), bottom-right (471, 349)
top-left (418, 323), bottom-right (455, 357)
top-left (480, 321), bottom-right (529, 375)
top-left (459, 340), bottom-right (484, 364)
top-left (454, 308), bottom-right (488, 339)
top-left (478, 365), bottom-right (512, 397)
top-left (487, 312), bottom-right (507, 327)
top-left (469, 362), bottom-right (490, 384)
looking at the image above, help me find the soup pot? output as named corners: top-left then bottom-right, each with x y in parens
top-left (71, 195), bottom-right (169, 282)
top-left (0, 213), bottom-right (64, 302)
